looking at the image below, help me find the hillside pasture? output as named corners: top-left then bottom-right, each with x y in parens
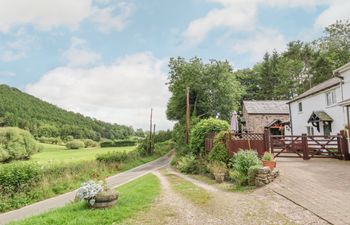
top-left (31, 143), bottom-right (135, 164)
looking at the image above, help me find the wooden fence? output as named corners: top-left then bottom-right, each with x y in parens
top-left (204, 129), bottom-right (350, 160)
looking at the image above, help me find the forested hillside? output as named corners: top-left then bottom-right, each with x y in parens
top-left (0, 84), bottom-right (133, 140)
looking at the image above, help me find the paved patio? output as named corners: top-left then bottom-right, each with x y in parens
top-left (270, 157), bottom-right (350, 225)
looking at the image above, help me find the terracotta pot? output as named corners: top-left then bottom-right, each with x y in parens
top-left (214, 172), bottom-right (225, 183)
top-left (89, 190), bottom-right (119, 209)
top-left (262, 160), bottom-right (276, 170)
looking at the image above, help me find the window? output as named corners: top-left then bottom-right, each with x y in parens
top-left (326, 90), bottom-right (336, 106)
top-left (307, 126), bottom-right (314, 136)
top-left (298, 102), bottom-right (303, 112)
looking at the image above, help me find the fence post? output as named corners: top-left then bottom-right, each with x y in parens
top-left (263, 128), bottom-right (270, 154)
top-left (340, 130), bottom-right (350, 160)
top-left (302, 133), bottom-right (310, 160)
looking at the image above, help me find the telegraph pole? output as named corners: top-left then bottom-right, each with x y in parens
top-left (186, 87), bottom-right (190, 145)
top-left (149, 108), bottom-right (153, 152)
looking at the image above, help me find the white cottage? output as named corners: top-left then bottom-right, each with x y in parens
top-left (288, 62), bottom-right (350, 136)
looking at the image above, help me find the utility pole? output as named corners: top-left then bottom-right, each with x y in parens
top-left (149, 108), bottom-right (153, 152)
top-left (186, 87), bottom-right (190, 145)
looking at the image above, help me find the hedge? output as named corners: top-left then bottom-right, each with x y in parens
top-left (100, 140), bottom-right (137, 148)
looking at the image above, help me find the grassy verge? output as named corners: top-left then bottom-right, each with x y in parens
top-left (0, 142), bottom-right (172, 213)
top-left (10, 174), bottom-right (161, 225)
top-left (164, 172), bottom-right (211, 205)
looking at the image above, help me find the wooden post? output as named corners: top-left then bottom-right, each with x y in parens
top-left (302, 133), bottom-right (310, 160)
top-left (149, 108), bottom-right (153, 152)
top-left (186, 87), bottom-right (190, 145)
top-left (340, 130), bottom-right (350, 160)
top-left (263, 128), bottom-right (270, 154)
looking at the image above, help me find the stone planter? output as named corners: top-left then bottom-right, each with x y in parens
top-left (262, 160), bottom-right (276, 170)
top-left (213, 172), bottom-right (225, 183)
top-left (89, 190), bottom-right (119, 209)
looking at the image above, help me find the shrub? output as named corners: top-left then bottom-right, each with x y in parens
top-left (37, 137), bottom-right (63, 145)
top-left (208, 142), bottom-right (229, 163)
top-left (137, 135), bottom-right (154, 156)
top-left (83, 139), bottom-right (99, 148)
top-left (66, 140), bottom-right (85, 149)
top-left (100, 140), bottom-right (114, 148)
top-left (207, 161), bottom-right (228, 175)
top-left (189, 118), bottom-right (229, 156)
top-left (96, 151), bottom-right (137, 164)
top-left (100, 140), bottom-right (136, 148)
top-left (0, 127), bottom-right (40, 162)
top-left (0, 162), bottom-right (42, 193)
top-left (229, 150), bottom-right (262, 185)
top-left (247, 165), bottom-right (262, 186)
top-left (262, 152), bottom-right (274, 161)
top-left (177, 155), bottom-right (198, 174)
top-left (229, 170), bottom-right (246, 187)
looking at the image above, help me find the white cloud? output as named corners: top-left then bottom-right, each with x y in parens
top-left (0, 28), bottom-right (33, 62)
top-left (184, 0), bottom-right (349, 45)
top-left (91, 1), bottom-right (134, 32)
top-left (63, 37), bottom-right (101, 67)
top-left (0, 0), bottom-right (133, 32)
top-left (231, 29), bottom-right (287, 61)
top-left (26, 52), bottom-right (173, 130)
top-left (315, 0), bottom-right (350, 28)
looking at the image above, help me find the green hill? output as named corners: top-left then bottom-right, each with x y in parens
top-left (0, 84), bottom-right (133, 140)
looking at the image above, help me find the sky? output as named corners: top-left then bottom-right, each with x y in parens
top-left (0, 0), bottom-right (349, 130)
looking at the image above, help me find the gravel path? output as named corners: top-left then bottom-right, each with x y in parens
top-left (130, 168), bottom-right (329, 225)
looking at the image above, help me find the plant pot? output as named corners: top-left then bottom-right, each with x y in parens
top-left (262, 160), bottom-right (276, 170)
top-left (89, 190), bottom-right (119, 209)
top-left (213, 172), bottom-right (225, 183)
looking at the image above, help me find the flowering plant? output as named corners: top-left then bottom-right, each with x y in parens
top-left (76, 180), bottom-right (104, 206)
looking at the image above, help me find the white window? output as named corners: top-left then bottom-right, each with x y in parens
top-left (307, 126), bottom-right (314, 136)
top-left (326, 90), bottom-right (336, 106)
top-left (298, 102), bottom-right (303, 112)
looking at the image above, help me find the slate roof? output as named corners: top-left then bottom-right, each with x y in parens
top-left (243, 100), bottom-right (289, 115)
top-left (287, 77), bottom-right (340, 103)
top-left (308, 111), bottom-right (333, 123)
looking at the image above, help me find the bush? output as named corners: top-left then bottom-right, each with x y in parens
top-left (100, 140), bottom-right (136, 148)
top-left (137, 135), bottom-right (154, 156)
top-left (207, 161), bottom-right (228, 175)
top-left (177, 155), bottom-right (198, 174)
top-left (37, 137), bottom-right (63, 145)
top-left (96, 151), bottom-right (136, 164)
top-left (229, 150), bottom-right (262, 185)
top-left (66, 140), bottom-right (85, 149)
top-left (262, 152), bottom-right (274, 161)
top-left (0, 162), bottom-right (42, 193)
top-left (189, 118), bottom-right (229, 156)
top-left (247, 165), bottom-right (262, 186)
top-left (208, 142), bottom-right (229, 163)
top-left (229, 170), bottom-right (246, 187)
top-left (0, 127), bottom-right (40, 162)
top-left (83, 139), bottom-right (99, 148)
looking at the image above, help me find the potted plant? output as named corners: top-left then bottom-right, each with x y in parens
top-left (261, 152), bottom-right (276, 169)
top-left (208, 161), bottom-right (228, 183)
top-left (76, 179), bottom-right (118, 208)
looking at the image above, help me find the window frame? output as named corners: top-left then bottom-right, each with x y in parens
top-left (298, 102), bottom-right (303, 112)
top-left (325, 90), bottom-right (336, 106)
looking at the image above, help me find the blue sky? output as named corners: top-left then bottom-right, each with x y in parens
top-left (0, 0), bottom-right (349, 130)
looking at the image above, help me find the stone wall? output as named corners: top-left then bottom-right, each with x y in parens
top-left (255, 167), bottom-right (279, 187)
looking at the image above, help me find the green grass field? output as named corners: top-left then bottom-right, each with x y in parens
top-left (11, 174), bottom-right (161, 225)
top-left (31, 143), bottom-right (135, 164)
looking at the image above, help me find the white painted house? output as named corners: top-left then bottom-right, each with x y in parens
top-left (287, 62), bottom-right (350, 136)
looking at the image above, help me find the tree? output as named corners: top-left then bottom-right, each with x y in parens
top-left (166, 57), bottom-right (244, 122)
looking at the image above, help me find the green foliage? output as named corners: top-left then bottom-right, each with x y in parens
top-left (229, 150), bottom-right (262, 185)
top-left (100, 139), bottom-right (136, 148)
top-left (247, 165), bottom-right (262, 186)
top-left (229, 170), bottom-right (246, 187)
top-left (189, 118), bottom-right (229, 156)
top-left (153, 130), bottom-right (172, 143)
top-left (262, 152), bottom-right (274, 161)
top-left (177, 155), bottom-right (198, 174)
top-left (37, 136), bottom-right (63, 145)
top-left (166, 57), bottom-right (244, 121)
top-left (66, 140), bottom-right (85, 149)
top-left (207, 161), bottom-right (228, 175)
top-left (0, 84), bottom-right (134, 141)
top-left (208, 142), bottom-right (228, 163)
top-left (0, 163), bottom-right (42, 193)
top-left (137, 135), bottom-right (154, 156)
top-left (172, 116), bottom-right (200, 151)
top-left (83, 139), bottom-right (99, 148)
top-left (235, 20), bottom-right (350, 101)
top-left (96, 151), bottom-right (136, 164)
top-left (0, 127), bottom-right (39, 162)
